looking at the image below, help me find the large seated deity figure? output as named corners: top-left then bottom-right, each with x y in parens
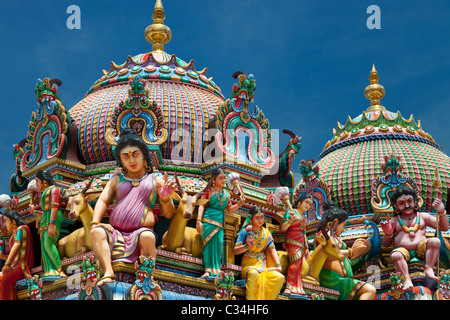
top-left (90, 128), bottom-right (177, 286)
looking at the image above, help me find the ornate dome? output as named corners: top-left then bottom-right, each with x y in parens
top-left (68, 1), bottom-right (225, 165)
top-left (315, 66), bottom-right (450, 215)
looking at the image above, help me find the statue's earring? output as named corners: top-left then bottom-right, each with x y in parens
top-left (394, 208), bottom-right (400, 214)
top-left (144, 161), bottom-right (151, 172)
top-left (414, 204), bottom-right (419, 211)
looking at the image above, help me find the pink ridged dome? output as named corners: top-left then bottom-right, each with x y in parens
top-left (68, 1), bottom-right (225, 165)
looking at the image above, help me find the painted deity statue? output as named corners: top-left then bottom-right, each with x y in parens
top-left (380, 186), bottom-right (448, 291)
top-left (281, 194), bottom-right (312, 295)
top-left (196, 168), bottom-right (244, 278)
top-left (31, 170), bottom-right (67, 278)
top-left (0, 210), bottom-right (34, 300)
top-left (317, 201), bottom-right (376, 300)
top-left (90, 128), bottom-right (177, 286)
top-left (234, 206), bottom-right (285, 300)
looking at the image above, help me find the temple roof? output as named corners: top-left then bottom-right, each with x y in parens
top-left (68, 0), bottom-right (225, 165)
top-left (315, 66), bottom-right (450, 215)
top-left (321, 65), bottom-right (438, 159)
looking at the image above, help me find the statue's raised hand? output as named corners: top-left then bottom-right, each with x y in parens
top-left (432, 198), bottom-right (445, 215)
top-left (158, 172), bottom-right (177, 201)
top-left (380, 218), bottom-right (394, 237)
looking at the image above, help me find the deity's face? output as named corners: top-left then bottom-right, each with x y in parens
top-left (251, 211), bottom-right (265, 229)
top-left (34, 178), bottom-right (46, 192)
top-left (213, 173), bottom-right (227, 188)
top-left (4, 216), bottom-right (15, 233)
top-left (119, 145), bottom-right (146, 176)
top-left (394, 194), bottom-right (416, 216)
top-left (299, 198), bottom-right (313, 213)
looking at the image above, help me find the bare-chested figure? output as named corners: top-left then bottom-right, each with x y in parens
top-left (381, 186), bottom-right (448, 291)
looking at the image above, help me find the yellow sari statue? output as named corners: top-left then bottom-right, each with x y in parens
top-left (234, 206), bottom-right (285, 300)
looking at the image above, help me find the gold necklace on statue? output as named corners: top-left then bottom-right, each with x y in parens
top-left (251, 228), bottom-right (265, 250)
top-left (398, 214), bottom-right (420, 238)
top-left (122, 172), bottom-right (148, 187)
top-left (212, 187), bottom-right (227, 205)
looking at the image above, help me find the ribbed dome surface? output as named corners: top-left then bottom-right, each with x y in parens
top-left (317, 129), bottom-right (450, 215)
top-left (69, 51), bottom-right (225, 164)
top-left (314, 67), bottom-right (450, 215)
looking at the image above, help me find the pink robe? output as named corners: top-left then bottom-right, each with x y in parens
top-left (105, 173), bottom-right (157, 263)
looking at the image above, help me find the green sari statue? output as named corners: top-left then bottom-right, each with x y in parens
top-left (39, 185), bottom-right (64, 277)
top-left (196, 168), bottom-right (244, 278)
top-left (32, 170), bottom-right (66, 278)
top-left (200, 188), bottom-right (229, 277)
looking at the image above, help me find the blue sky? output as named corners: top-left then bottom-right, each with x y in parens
top-left (1, 0), bottom-right (450, 196)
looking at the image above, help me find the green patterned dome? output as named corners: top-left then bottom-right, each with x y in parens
top-left (316, 66), bottom-right (450, 215)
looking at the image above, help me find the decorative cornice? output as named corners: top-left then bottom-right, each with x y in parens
top-left (87, 54), bottom-right (223, 99)
top-left (320, 131), bottom-right (440, 159)
top-left (21, 157), bottom-right (86, 179)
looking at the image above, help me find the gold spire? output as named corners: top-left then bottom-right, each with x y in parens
top-left (144, 0), bottom-right (172, 52)
top-left (364, 64), bottom-right (386, 112)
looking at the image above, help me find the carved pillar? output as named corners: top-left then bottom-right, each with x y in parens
top-left (223, 213), bottom-right (241, 265)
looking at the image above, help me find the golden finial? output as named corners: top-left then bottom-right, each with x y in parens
top-left (144, 0), bottom-right (172, 52)
top-left (432, 166), bottom-right (442, 190)
top-left (364, 64), bottom-right (386, 112)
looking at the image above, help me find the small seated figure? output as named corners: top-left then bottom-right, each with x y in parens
top-left (318, 201), bottom-right (376, 300)
top-left (234, 206), bottom-right (285, 300)
top-left (0, 210), bottom-right (34, 300)
top-left (380, 186), bottom-right (448, 291)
